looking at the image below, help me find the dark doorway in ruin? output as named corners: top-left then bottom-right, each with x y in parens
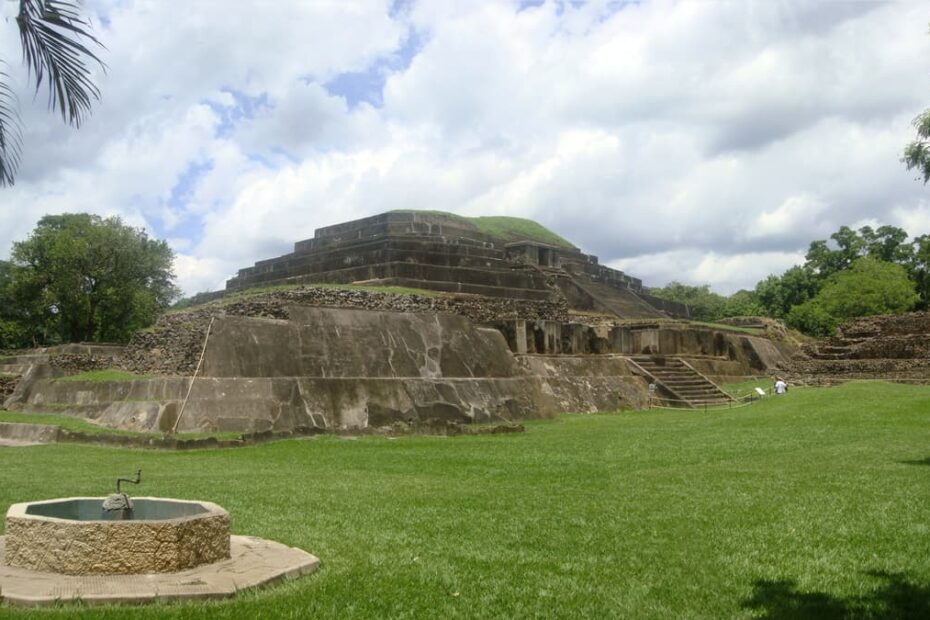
top-left (538, 247), bottom-right (552, 267)
top-left (534, 327), bottom-right (546, 353)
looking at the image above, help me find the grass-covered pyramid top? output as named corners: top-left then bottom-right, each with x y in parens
top-left (389, 210), bottom-right (576, 249)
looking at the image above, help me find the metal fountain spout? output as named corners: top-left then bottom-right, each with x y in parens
top-left (102, 469), bottom-right (141, 516)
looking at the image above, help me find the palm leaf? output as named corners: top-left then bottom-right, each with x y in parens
top-left (0, 65), bottom-right (24, 187)
top-left (16, 0), bottom-right (106, 128)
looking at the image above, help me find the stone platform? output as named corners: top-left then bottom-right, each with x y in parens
top-left (222, 211), bottom-right (688, 320)
top-left (790, 311), bottom-right (930, 384)
top-left (0, 535), bottom-right (319, 607)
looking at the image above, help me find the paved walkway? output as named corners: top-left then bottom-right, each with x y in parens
top-left (0, 535), bottom-right (319, 607)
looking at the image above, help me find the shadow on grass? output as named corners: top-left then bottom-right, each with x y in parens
top-left (742, 571), bottom-right (930, 619)
top-left (900, 457), bottom-right (930, 466)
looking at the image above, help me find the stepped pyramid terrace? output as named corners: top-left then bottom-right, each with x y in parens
top-left (221, 211), bottom-right (687, 320)
top-left (3, 212), bottom-right (799, 433)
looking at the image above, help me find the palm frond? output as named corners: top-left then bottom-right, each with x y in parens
top-left (0, 65), bottom-right (24, 187)
top-left (16, 0), bottom-right (106, 128)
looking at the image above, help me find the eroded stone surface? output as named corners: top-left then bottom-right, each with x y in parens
top-left (4, 498), bottom-right (230, 575)
top-left (0, 535), bottom-right (319, 607)
top-left (792, 310), bottom-right (930, 384)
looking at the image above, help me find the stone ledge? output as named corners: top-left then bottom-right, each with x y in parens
top-left (0, 535), bottom-right (319, 607)
top-left (0, 422), bottom-right (60, 445)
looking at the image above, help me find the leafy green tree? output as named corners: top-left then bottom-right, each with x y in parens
top-left (1, 1), bottom-right (104, 186)
top-left (649, 282), bottom-right (728, 321)
top-left (909, 234), bottom-right (930, 309)
top-left (784, 301), bottom-right (836, 337)
top-left (805, 226), bottom-right (866, 279)
top-left (754, 265), bottom-right (820, 319)
top-left (786, 258), bottom-right (918, 336)
top-left (0, 259), bottom-right (34, 348)
top-left (722, 289), bottom-right (763, 318)
top-left (903, 109), bottom-right (930, 184)
top-left (860, 225), bottom-right (913, 264)
top-left (9, 214), bottom-right (179, 343)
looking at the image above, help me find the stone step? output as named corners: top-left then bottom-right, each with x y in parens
top-left (632, 356), bottom-right (733, 409)
top-left (810, 353), bottom-right (850, 360)
top-left (660, 380), bottom-right (714, 388)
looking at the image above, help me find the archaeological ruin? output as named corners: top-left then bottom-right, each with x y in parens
top-left (2, 211), bottom-right (805, 435)
top-left (789, 311), bottom-right (930, 385)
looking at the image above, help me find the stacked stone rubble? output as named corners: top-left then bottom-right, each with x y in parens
top-left (790, 311), bottom-right (930, 384)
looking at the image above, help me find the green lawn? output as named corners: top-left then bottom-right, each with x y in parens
top-left (723, 378), bottom-right (777, 399)
top-left (1, 381), bottom-right (929, 618)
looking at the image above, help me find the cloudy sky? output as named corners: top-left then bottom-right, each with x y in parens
top-left (1, 0), bottom-right (929, 296)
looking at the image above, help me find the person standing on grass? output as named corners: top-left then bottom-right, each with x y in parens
top-left (774, 377), bottom-right (788, 395)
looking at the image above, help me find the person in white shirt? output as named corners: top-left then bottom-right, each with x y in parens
top-left (773, 377), bottom-right (788, 395)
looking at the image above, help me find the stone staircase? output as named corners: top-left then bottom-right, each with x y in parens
top-left (629, 356), bottom-right (734, 408)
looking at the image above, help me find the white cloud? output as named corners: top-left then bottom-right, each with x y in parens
top-left (611, 249), bottom-right (807, 295)
top-left (2, 0), bottom-right (930, 299)
top-left (750, 194), bottom-right (828, 240)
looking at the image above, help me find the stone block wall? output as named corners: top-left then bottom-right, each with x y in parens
top-left (221, 211), bottom-right (682, 320)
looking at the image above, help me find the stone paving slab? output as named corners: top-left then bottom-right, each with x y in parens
top-left (0, 535), bottom-right (319, 607)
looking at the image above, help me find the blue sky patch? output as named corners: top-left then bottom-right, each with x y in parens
top-left (324, 28), bottom-right (424, 109)
top-left (148, 159), bottom-right (215, 245)
top-left (203, 90), bottom-right (271, 138)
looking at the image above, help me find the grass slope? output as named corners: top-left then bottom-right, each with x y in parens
top-left (1, 381), bottom-right (929, 618)
top-left (391, 209), bottom-right (575, 249)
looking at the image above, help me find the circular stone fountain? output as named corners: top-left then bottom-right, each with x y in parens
top-left (0, 491), bottom-right (319, 607)
top-left (4, 497), bottom-right (230, 575)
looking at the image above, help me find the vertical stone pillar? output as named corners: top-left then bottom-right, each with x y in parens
top-left (514, 319), bottom-right (528, 354)
top-left (610, 326), bottom-right (632, 354)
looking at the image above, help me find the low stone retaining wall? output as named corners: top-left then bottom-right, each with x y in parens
top-left (0, 420), bottom-right (523, 450)
top-left (0, 422), bottom-right (59, 444)
top-left (788, 358), bottom-right (930, 385)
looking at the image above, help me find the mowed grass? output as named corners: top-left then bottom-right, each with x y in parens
top-left (1, 381), bottom-right (929, 618)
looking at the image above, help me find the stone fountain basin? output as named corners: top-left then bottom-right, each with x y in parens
top-left (3, 497), bottom-right (230, 575)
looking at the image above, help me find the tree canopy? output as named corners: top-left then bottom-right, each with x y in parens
top-left (786, 258), bottom-right (918, 336)
top-left (903, 109), bottom-right (930, 185)
top-left (648, 282), bottom-right (728, 322)
top-left (6, 214), bottom-right (179, 345)
top-left (649, 223), bottom-right (925, 337)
